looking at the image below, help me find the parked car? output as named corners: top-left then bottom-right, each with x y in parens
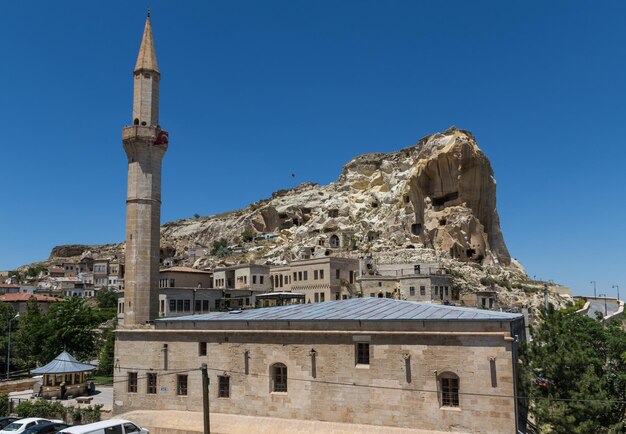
top-left (0, 419), bottom-right (62, 434)
top-left (23, 422), bottom-right (71, 434)
top-left (0, 419), bottom-right (19, 430)
top-left (57, 420), bottom-right (147, 434)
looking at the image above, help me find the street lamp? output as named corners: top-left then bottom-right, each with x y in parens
top-left (6, 313), bottom-right (19, 381)
top-left (591, 281), bottom-right (597, 298)
top-left (599, 294), bottom-right (608, 316)
top-left (612, 285), bottom-right (620, 302)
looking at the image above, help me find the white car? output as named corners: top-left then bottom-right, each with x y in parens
top-left (0, 418), bottom-right (63, 434)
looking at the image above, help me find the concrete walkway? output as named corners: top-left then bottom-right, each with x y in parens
top-left (118, 410), bottom-right (458, 434)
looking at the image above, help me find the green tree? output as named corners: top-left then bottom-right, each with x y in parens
top-left (95, 287), bottom-right (118, 309)
top-left (97, 326), bottom-right (115, 376)
top-left (522, 306), bottom-right (626, 433)
top-left (13, 298), bottom-right (46, 368)
top-left (39, 297), bottom-right (99, 363)
top-left (211, 238), bottom-right (230, 257)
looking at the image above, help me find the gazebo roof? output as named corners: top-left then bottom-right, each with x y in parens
top-left (31, 351), bottom-right (96, 374)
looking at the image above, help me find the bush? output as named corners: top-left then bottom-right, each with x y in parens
top-left (240, 229), bottom-right (255, 243)
top-left (0, 394), bottom-right (8, 417)
top-left (67, 405), bottom-right (102, 424)
top-left (211, 239), bottom-right (230, 257)
top-left (480, 276), bottom-right (511, 289)
top-left (15, 399), bottom-right (67, 419)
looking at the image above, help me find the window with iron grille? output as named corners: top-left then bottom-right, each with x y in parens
top-left (441, 376), bottom-right (459, 407)
top-left (218, 375), bottom-right (230, 398)
top-left (199, 342), bottom-right (207, 356)
top-left (177, 375), bottom-right (188, 396)
top-left (356, 342), bottom-right (370, 365)
top-left (272, 363), bottom-right (288, 392)
top-left (147, 372), bottom-right (157, 394)
top-left (128, 372), bottom-right (137, 393)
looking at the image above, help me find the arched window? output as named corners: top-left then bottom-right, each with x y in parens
top-left (134, 118), bottom-right (139, 125)
top-left (330, 235), bottom-right (340, 248)
top-left (271, 363), bottom-right (287, 392)
top-left (439, 372), bottom-right (459, 407)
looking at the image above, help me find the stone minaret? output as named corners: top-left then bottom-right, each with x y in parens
top-left (122, 13), bottom-right (168, 325)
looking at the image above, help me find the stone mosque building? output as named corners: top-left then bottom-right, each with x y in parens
top-left (113, 14), bottom-right (527, 433)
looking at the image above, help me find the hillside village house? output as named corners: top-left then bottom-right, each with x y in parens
top-left (114, 297), bottom-right (526, 433)
top-left (0, 294), bottom-right (60, 314)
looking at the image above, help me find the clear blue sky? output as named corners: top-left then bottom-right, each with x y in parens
top-left (1, 1), bottom-right (624, 297)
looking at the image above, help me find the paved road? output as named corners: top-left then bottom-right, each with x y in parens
top-left (587, 299), bottom-right (620, 319)
top-left (9, 385), bottom-right (113, 413)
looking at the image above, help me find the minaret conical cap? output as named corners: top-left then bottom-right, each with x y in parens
top-left (134, 15), bottom-right (159, 73)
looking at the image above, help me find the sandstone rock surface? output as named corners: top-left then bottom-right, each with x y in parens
top-left (160, 127), bottom-right (510, 268)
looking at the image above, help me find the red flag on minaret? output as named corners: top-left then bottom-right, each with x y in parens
top-left (155, 130), bottom-right (169, 145)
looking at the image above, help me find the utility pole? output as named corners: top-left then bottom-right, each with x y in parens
top-left (612, 285), bottom-right (620, 302)
top-left (201, 363), bottom-right (210, 434)
top-left (591, 280), bottom-right (597, 298)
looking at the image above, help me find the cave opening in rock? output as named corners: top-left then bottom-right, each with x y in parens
top-left (404, 195), bottom-right (410, 203)
top-left (411, 223), bottom-right (422, 236)
top-left (431, 191), bottom-right (459, 207)
top-left (466, 248), bottom-right (476, 258)
top-left (439, 219), bottom-right (447, 226)
top-left (328, 209), bottom-right (339, 218)
top-left (371, 202), bottom-right (378, 208)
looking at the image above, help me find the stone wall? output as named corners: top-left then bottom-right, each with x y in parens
top-left (114, 325), bottom-right (520, 433)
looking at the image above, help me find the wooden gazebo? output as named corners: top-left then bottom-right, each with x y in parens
top-left (31, 351), bottom-right (96, 399)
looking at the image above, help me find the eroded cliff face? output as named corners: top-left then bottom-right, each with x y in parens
top-left (159, 127), bottom-right (511, 268)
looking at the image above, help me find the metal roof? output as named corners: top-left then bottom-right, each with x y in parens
top-left (31, 351), bottom-right (96, 374)
top-left (160, 297), bottom-right (522, 323)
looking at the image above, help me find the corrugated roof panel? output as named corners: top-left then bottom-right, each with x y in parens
top-left (161, 298), bottom-right (522, 323)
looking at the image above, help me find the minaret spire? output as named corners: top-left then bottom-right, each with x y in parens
top-left (132, 13), bottom-right (160, 127)
top-left (134, 14), bottom-right (159, 74)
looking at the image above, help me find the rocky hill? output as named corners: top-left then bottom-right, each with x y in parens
top-left (161, 127), bottom-right (509, 267)
top-left (20, 127), bottom-right (570, 312)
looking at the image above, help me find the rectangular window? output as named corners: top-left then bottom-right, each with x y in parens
top-left (160, 300), bottom-right (165, 314)
top-left (434, 286), bottom-right (439, 295)
top-left (349, 270), bottom-right (354, 284)
top-left (409, 286), bottom-right (415, 296)
top-left (128, 372), bottom-right (137, 393)
top-left (335, 269), bottom-right (340, 279)
top-left (320, 269), bottom-right (324, 279)
top-left (298, 271), bottom-right (303, 281)
top-left (183, 300), bottom-right (191, 312)
top-left (147, 373), bottom-right (157, 394)
top-left (293, 272), bottom-right (297, 282)
top-left (169, 279), bottom-right (175, 287)
top-left (445, 287), bottom-right (449, 296)
top-left (314, 270), bottom-right (318, 280)
top-left (303, 271), bottom-right (308, 280)
top-left (169, 299), bottom-right (176, 312)
top-left (441, 377), bottom-right (459, 407)
top-left (314, 293), bottom-right (319, 303)
top-left (203, 300), bottom-right (209, 311)
top-left (199, 342), bottom-right (207, 356)
top-left (176, 300), bottom-right (184, 312)
top-left (420, 286), bottom-right (426, 296)
top-left (195, 300), bottom-right (201, 312)
top-left (252, 275), bottom-right (257, 284)
top-left (177, 375), bottom-right (188, 396)
top-left (356, 342), bottom-right (370, 365)
top-left (218, 375), bottom-right (230, 398)
top-left (320, 293), bottom-right (325, 302)
top-left (260, 276), bottom-right (264, 284)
